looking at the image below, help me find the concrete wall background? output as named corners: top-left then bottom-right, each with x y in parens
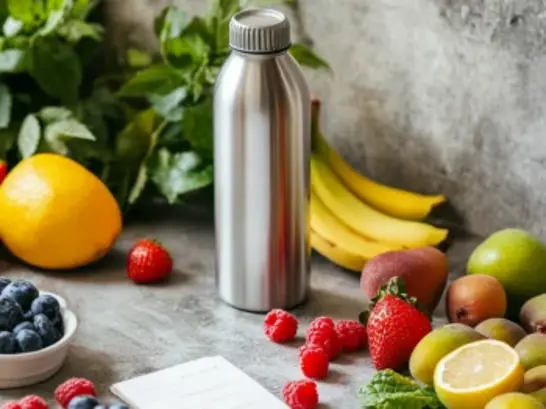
top-left (105, 0), bottom-right (546, 238)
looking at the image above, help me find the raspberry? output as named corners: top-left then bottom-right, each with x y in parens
top-left (264, 309), bottom-right (298, 343)
top-left (1, 402), bottom-right (22, 409)
top-left (335, 320), bottom-right (367, 352)
top-left (19, 396), bottom-right (48, 409)
top-left (55, 378), bottom-right (96, 408)
top-left (298, 344), bottom-right (329, 379)
top-left (305, 317), bottom-right (334, 339)
top-left (282, 380), bottom-right (318, 409)
top-left (306, 326), bottom-right (341, 360)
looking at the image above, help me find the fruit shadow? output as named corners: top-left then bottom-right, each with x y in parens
top-left (14, 248), bottom-right (192, 287)
top-left (319, 368), bottom-right (349, 385)
top-left (295, 288), bottom-right (366, 321)
top-left (0, 345), bottom-right (116, 401)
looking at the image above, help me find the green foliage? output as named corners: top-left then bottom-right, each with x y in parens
top-left (0, 0), bottom-right (330, 210)
top-left (358, 370), bottom-right (445, 409)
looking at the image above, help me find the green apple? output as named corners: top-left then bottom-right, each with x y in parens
top-left (467, 228), bottom-right (546, 315)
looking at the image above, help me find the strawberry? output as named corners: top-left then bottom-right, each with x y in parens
top-left (127, 239), bottom-right (173, 283)
top-left (361, 276), bottom-right (432, 371)
top-left (0, 160), bottom-right (7, 184)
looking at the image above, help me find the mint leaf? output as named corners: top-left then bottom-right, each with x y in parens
top-left (38, 7), bottom-right (66, 36)
top-left (38, 106), bottom-right (73, 123)
top-left (127, 120), bottom-right (165, 205)
top-left (0, 0), bottom-right (8, 25)
top-left (71, 0), bottom-right (97, 19)
top-left (0, 126), bottom-right (17, 158)
top-left (127, 164), bottom-right (148, 205)
top-left (155, 5), bottom-right (188, 42)
top-left (29, 37), bottom-right (82, 103)
top-left (7, 0), bottom-right (64, 30)
top-left (17, 113), bottom-right (41, 158)
top-left (115, 109), bottom-right (155, 163)
top-left (289, 43), bottom-right (331, 71)
top-left (0, 49), bottom-right (25, 72)
top-left (358, 370), bottom-right (445, 409)
top-left (57, 20), bottom-right (103, 43)
top-left (181, 96), bottom-right (213, 157)
top-left (182, 17), bottom-right (215, 49)
top-left (149, 148), bottom-right (213, 204)
top-left (3, 17), bottom-right (23, 37)
top-left (149, 87), bottom-right (186, 121)
top-left (126, 48), bottom-right (152, 68)
top-left (118, 64), bottom-right (184, 97)
top-left (0, 83), bottom-right (12, 129)
top-left (164, 35), bottom-right (210, 67)
top-left (44, 118), bottom-right (95, 155)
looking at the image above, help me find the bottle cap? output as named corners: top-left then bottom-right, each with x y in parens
top-left (229, 8), bottom-right (291, 54)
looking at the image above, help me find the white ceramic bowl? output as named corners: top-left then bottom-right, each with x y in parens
top-left (0, 292), bottom-right (78, 389)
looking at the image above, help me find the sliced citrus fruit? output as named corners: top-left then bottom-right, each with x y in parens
top-left (434, 339), bottom-right (525, 409)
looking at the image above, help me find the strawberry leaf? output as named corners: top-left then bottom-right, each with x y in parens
top-left (369, 276), bottom-right (417, 309)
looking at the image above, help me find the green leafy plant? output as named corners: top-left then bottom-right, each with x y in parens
top-left (358, 370), bottom-right (446, 409)
top-left (0, 0), bottom-right (330, 211)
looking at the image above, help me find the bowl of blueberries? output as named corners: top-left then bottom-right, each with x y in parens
top-left (0, 277), bottom-right (78, 388)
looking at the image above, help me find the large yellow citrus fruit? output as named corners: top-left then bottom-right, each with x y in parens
top-left (434, 339), bottom-right (525, 409)
top-left (0, 153), bottom-right (122, 269)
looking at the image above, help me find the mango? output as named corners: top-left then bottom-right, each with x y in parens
top-left (520, 294), bottom-right (546, 334)
top-left (467, 228), bottom-right (546, 316)
top-left (409, 323), bottom-right (486, 385)
top-left (522, 366), bottom-right (546, 393)
top-left (516, 334), bottom-right (546, 370)
top-left (475, 318), bottom-right (527, 347)
top-left (446, 275), bottom-right (507, 326)
top-left (485, 392), bottom-right (545, 409)
top-left (360, 246), bottom-right (448, 314)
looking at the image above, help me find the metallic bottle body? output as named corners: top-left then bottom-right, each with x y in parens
top-left (214, 50), bottom-right (311, 312)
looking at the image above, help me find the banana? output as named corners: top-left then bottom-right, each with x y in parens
top-left (311, 100), bottom-right (446, 221)
top-left (311, 154), bottom-right (449, 248)
top-left (310, 228), bottom-right (365, 272)
top-left (310, 191), bottom-right (402, 259)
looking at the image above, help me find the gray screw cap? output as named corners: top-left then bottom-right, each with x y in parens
top-left (229, 8), bottom-right (291, 54)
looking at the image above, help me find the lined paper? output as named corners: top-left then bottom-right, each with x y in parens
top-left (110, 356), bottom-right (289, 409)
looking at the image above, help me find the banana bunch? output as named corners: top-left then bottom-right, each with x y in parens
top-left (310, 99), bottom-right (448, 272)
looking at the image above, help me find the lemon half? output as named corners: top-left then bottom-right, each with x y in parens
top-left (434, 339), bottom-right (525, 409)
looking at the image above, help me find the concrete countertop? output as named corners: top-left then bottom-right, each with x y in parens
top-left (0, 206), bottom-right (480, 408)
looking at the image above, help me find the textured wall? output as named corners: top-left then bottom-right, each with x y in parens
top-left (105, 0), bottom-right (546, 238)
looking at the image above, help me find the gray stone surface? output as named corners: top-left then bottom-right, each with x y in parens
top-left (105, 0), bottom-right (546, 239)
top-left (0, 209), bottom-right (478, 408)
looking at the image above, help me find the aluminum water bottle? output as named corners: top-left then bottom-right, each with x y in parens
top-left (214, 8), bottom-right (311, 312)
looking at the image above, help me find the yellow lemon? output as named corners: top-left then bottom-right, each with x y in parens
top-left (0, 153), bottom-right (122, 269)
top-left (434, 339), bottom-right (525, 409)
top-left (485, 392), bottom-right (545, 409)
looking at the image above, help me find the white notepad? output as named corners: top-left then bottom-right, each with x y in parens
top-left (110, 355), bottom-right (289, 409)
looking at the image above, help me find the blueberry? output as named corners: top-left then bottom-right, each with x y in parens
top-left (0, 278), bottom-right (11, 293)
top-left (24, 310), bottom-right (34, 321)
top-left (13, 321), bottom-right (35, 335)
top-left (68, 395), bottom-right (99, 409)
top-left (1, 280), bottom-right (39, 311)
top-left (0, 331), bottom-right (16, 354)
top-left (15, 329), bottom-right (42, 353)
top-left (0, 296), bottom-right (24, 331)
top-left (33, 314), bottom-right (58, 347)
top-left (30, 294), bottom-right (61, 325)
top-left (108, 404), bottom-right (129, 409)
